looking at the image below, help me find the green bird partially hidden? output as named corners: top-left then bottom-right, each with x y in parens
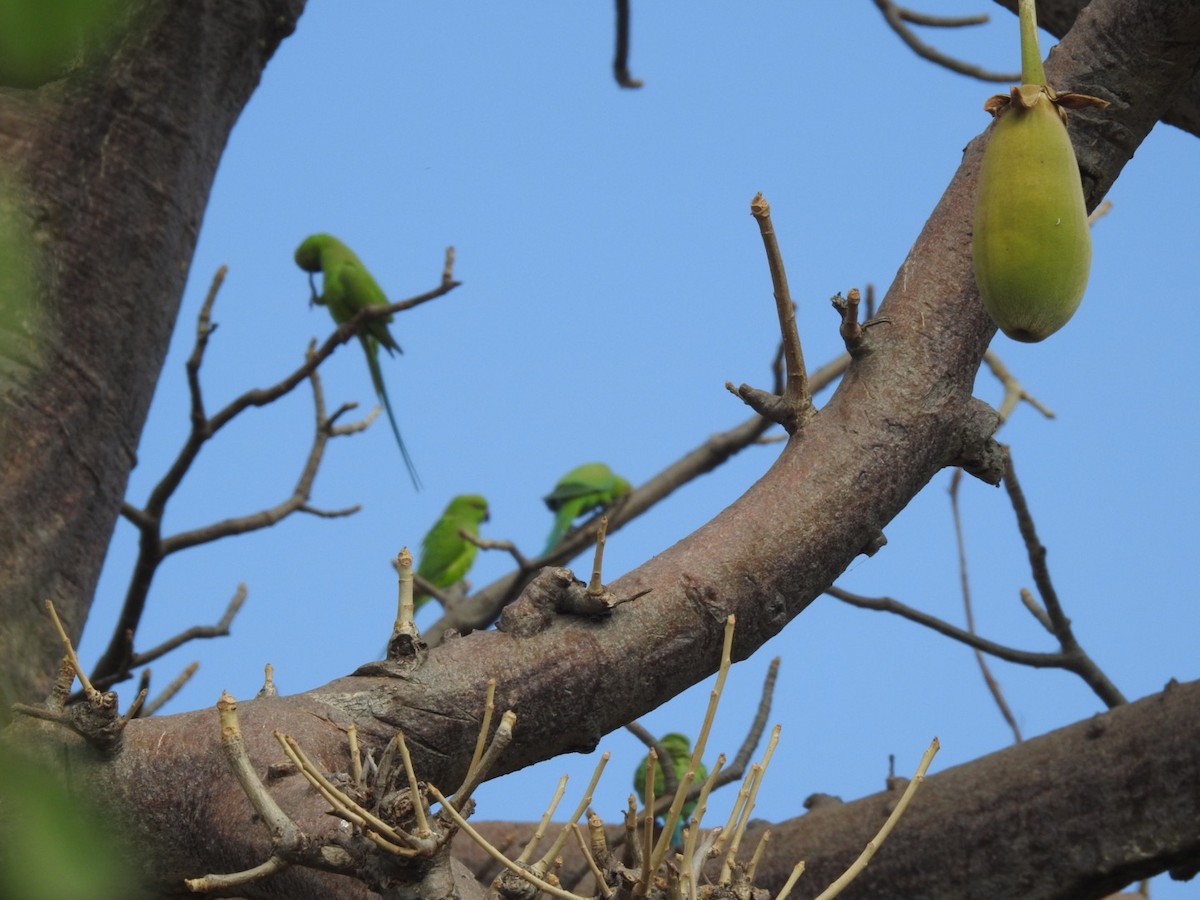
top-left (543, 462), bottom-right (631, 553)
top-left (415, 494), bottom-right (489, 611)
top-left (634, 732), bottom-right (706, 848)
top-left (295, 233), bottom-right (420, 488)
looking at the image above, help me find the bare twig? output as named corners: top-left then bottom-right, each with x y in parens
top-left (570, 823), bottom-right (613, 898)
top-left (140, 661), bottom-right (199, 717)
top-left (827, 585), bottom-right (1073, 668)
top-left (465, 679), bottom-right (497, 783)
top-left (1087, 199), bottom-right (1113, 225)
top-left (11, 608), bottom-right (133, 749)
top-left (716, 725), bottom-right (780, 879)
top-left (185, 693), bottom-right (298, 892)
top-left (450, 709), bottom-right (517, 812)
top-left (775, 861), bottom-right (807, 900)
top-left (982, 350), bottom-right (1056, 424)
top-left (828, 452), bottom-right (1128, 711)
top-left (92, 586), bottom-right (247, 692)
top-left (950, 468), bottom-right (1022, 742)
top-left (753, 194), bottom-right (807, 410)
top-left (898, 7), bottom-right (988, 28)
top-left (256, 662), bottom-right (277, 699)
top-left (45, 599), bottom-right (97, 699)
top-left (643, 616), bottom-right (736, 886)
top-left (386, 548), bottom-right (421, 658)
top-left (160, 356), bottom-right (360, 554)
top-left (612, 0), bottom-right (643, 88)
top-left (587, 516), bottom-right (611, 593)
top-left (529, 753), bottom-right (609, 877)
top-left (832, 289), bottom-right (864, 352)
top-left (430, 786), bottom-right (592, 900)
top-left (1019, 586), bottom-right (1054, 632)
top-left (872, 0), bottom-right (1020, 82)
top-left (813, 737), bottom-right (939, 898)
top-left (277, 730), bottom-right (427, 855)
top-left (716, 656), bottom-right (780, 788)
top-left (728, 194), bottom-right (812, 433)
top-left (831, 288), bottom-right (890, 356)
top-left (1002, 449), bottom-right (1126, 708)
top-left (518, 776), bottom-right (570, 865)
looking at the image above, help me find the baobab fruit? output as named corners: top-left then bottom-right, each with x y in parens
top-left (972, 0), bottom-right (1107, 342)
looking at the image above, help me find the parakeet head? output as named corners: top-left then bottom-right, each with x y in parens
top-left (293, 234), bottom-right (329, 273)
top-left (660, 733), bottom-right (692, 759)
top-left (446, 494), bottom-right (489, 523)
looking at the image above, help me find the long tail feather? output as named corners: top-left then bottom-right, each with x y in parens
top-left (363, 337), bottom-right (421, 490)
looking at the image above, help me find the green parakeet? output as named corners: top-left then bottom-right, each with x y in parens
top-left (543, 462), bottom-right (631, 552)
top-left (294, 233), bottom-right (420, 488)
top-left (414, 494), bottom-right (489, 610)
top-left (634, 732), bottom-right (706, 848)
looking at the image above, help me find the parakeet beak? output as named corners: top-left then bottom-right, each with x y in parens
top-left (306, 272), bottom-right (319, 306)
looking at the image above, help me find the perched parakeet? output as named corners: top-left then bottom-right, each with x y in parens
top-left (543, 462), bottom-right (631, 552)
top-left (634, 733), bottom-right (706, 848)
top-left (414, 494), bottom-right (489, 610)
top-left (294, 233), bottom-right (420, 488)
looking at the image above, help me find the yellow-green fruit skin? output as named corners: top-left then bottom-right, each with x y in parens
top-left (973, 94), bottom-right (1091, 342)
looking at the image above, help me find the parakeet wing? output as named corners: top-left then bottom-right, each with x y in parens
top-left (337, 262), bottom-right (401, 354)
top-left (544, 462), bottom-right (620, 509)
top-left (419, 513), bottom-right (480, 587)
top-left (543, 463), bottom-right (631, 551)
top-left (637, 734), bottom-right (700, 847)
top-left (415, 495), bottom-right (488, 606)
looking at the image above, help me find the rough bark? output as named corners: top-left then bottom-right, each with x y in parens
top-left (2, 1), bottom-right (1199, 898)
top-left (463, 678), bottom-right (1200, 899)
top-left (0, 0), bottom-right (306, 710)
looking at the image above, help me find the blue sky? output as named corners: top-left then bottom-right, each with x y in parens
top-left (79, 2), bottom-right (1197, 893)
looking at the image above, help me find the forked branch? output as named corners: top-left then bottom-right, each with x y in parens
top-left (872, 0), bottom-right (1020, 82)
top-left (93, 256), bottom-right (457, 685)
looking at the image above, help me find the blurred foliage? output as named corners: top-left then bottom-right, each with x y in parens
top-left (0, 744), bottom-right (136, 900)
top-left (0, 0), bottom-right (124, 88)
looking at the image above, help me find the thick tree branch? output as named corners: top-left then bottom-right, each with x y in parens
top-left (748, 678), bottom-right (1200, 899)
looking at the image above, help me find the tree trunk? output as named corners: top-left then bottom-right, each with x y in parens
top-left (0, 0), bottom-right (306, 710)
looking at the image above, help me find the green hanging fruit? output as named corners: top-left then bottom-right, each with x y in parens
top-left (971, 0), bottom-right (1107, 343)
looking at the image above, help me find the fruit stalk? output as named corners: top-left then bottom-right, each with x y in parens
top-left (1018, 0), bottom-right (1046, 85)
